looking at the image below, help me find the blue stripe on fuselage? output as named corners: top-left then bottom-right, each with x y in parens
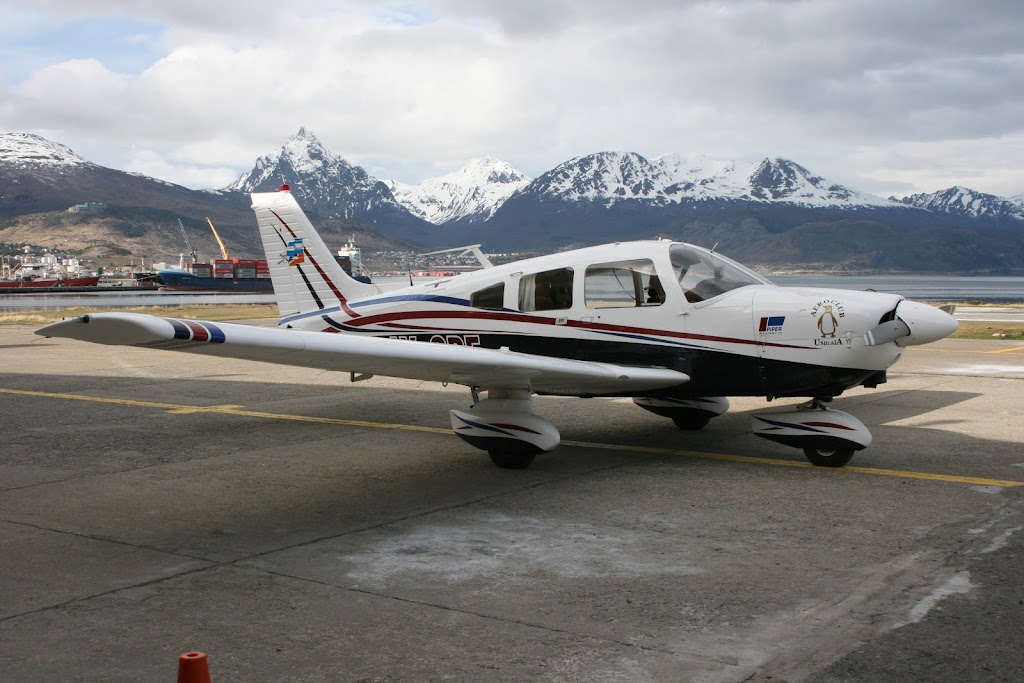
top-left (279, 294), bottom-right (508, 325)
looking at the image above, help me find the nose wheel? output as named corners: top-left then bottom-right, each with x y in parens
top-left (487, 451), bottom-right (538, 469)
top-left (802, 446), bottom-right (855, 468)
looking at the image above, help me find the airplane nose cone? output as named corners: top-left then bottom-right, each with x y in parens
top-left (894, 300), bottom-right (959, 347)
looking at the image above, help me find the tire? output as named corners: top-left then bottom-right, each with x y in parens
top-left (488, 451), bottom-right (537, 469)
top-left (671, 412), bottom-right (712, 430)
top-left (802, 447), bottom-right (855, 467)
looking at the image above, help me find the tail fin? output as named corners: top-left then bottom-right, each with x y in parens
top-left (251, 186), bottom-right (380, 319)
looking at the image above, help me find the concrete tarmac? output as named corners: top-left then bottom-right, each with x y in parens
top-left (1, 324), bottom-right (1022, 682)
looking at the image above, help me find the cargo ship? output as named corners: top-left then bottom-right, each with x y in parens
top-left (0, 274), bottom-right (102, 290)
top-left (1, 253), bottom-right (101, 290)
top-left (336, 238), bottom-right (372, 283)
top-left (158, 245), bottom-right (369, 292)
top-left (158, 259), bottom-right (273, 292)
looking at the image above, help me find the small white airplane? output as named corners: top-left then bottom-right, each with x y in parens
top-left (37, 185), bottom-right (959, 469)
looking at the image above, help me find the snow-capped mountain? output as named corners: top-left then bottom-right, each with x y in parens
top-left (527, 152), bottom-right (669, 203)
top-left (389, 157), bottom-right (530, 225)
top-left (521, 151), bottom-right (898, 209)
top-left (0, 132), bottom-right (259, 257)
top-left (896, 186), bottom-right (1024, 223)
top-left (226, 127), bottom-right (436, 242)
top-left (743, 157), bottom-right (895, 206)
top-left (4, 129), bottom-right (1024, 270)
top-left (228, 127), bottom-right (399, 218)
top-left (0, 132), bottom-right (92, 169)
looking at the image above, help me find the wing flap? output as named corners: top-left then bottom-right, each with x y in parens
top-left (37, 313), bottom-right (689, 394)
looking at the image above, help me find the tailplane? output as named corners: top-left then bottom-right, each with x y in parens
top-left (251, 186), bottom-right (380, 319)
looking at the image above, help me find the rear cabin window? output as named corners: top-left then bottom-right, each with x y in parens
top-left (470, 282), bottom-right (505, 309)
top-left (518, 268), bottom-right (574, 312)
top-left (585, 259), bottom-right (662, 308)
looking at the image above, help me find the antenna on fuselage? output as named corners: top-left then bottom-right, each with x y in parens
top-left (710, 242), bottom-right (719, 253)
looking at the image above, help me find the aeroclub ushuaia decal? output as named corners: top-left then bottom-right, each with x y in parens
top-left (812, 299), bottom-right (845, 340)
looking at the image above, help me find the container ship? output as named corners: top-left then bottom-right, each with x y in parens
top-left (159, 259), bottom-right (273, 292)
top-left (160, 216), bottom-right (370, 292)
top-left (159, 244), bottom-right (369, 292)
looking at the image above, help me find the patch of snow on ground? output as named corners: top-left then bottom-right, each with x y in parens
top-left (342, 512), bottom-right (702, 584)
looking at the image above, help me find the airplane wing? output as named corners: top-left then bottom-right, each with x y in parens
top-left (36, 313), bottom-right (689, 395)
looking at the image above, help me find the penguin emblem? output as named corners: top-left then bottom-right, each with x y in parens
top-left (817, 304), bottom-right (838, 338)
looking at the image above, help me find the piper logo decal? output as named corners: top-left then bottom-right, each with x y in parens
top-left (758, 316), bottom-right (786, 334)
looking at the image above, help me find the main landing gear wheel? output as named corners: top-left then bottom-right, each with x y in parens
top-left (802, 447), bottom-right (855, 468)
top-left (488, 451), bottom-right (537, 469)
top-left (671, 412), bottom-right (712, 430)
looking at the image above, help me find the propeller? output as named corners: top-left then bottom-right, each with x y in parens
top-left (863, 300), bottom-right (959, 347)
top-left (863, 319), bottom-right (911, 346)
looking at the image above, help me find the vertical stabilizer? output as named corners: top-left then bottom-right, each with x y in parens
top-left (251, 187), bottom-right (380, 319)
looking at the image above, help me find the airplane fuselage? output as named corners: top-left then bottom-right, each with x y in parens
top-left (278, 240), bottom-right (908, 400)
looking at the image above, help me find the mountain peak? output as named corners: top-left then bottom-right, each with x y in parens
top-left (0, 132), bottom-right (91, 168)
top-left (389, 157), bottom-right (530, 224)
top-left (898, 185), bottom-right (1024, 222)
top-left (227, 127), bottom-right (361, 193)
top-left (223, 129), bottom-right (421, 229)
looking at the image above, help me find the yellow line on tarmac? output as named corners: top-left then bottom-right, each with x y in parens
top-left (990, 346), bottom-right (1024, 355)
top-left (0, 388), bottom-right (448, 435)
top-left (2, 387), bottom-right (1021, 488)
top-left (563, 440), bottom-right (1024, 487)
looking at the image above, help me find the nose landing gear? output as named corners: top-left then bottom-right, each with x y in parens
top-left (752, 398), bottom-right (871, 467)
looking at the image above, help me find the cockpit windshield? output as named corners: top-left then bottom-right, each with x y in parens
top-left (669, 244), bottom-right (772, 303)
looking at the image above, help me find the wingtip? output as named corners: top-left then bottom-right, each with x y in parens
top-left (35, 316), bottom-right (89, 339)
top-left (34, 312), bottom-right (174, 345)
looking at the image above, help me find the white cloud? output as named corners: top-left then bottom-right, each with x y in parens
top-left (1, 1), bottom-right (1022, 196)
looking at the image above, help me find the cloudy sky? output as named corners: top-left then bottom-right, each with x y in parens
top-left (1, 0), bottom-right (1022, 197)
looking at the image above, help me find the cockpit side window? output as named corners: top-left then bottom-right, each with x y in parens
top-left (470, 282), bottom-right (505, 309)
top-left (670, 245), bottom-right (770, 303)
top-left (584, 259), bottom-right (662, 308)
top-left (519, 268), bottom-right (574, 312)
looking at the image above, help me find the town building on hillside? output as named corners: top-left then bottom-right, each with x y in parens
top-left (67, 202), bottom-right (107, 212)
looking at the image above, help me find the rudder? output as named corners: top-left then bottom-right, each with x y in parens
top-left (251, 186), bottom-right (380, 319)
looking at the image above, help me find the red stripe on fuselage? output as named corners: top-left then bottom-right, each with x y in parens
top-left (334, 309), bottom-right (813, 350)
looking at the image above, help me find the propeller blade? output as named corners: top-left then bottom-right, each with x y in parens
top-left (863, 319), bottom-right (911, 346)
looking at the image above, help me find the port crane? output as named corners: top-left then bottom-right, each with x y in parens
top-left (206, 218), bottom-right (230, 260)
top-left (176, 219), bottom-right (198, 264)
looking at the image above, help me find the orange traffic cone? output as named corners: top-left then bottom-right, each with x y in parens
top-left (177, 651), bottom-right (211, 683)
